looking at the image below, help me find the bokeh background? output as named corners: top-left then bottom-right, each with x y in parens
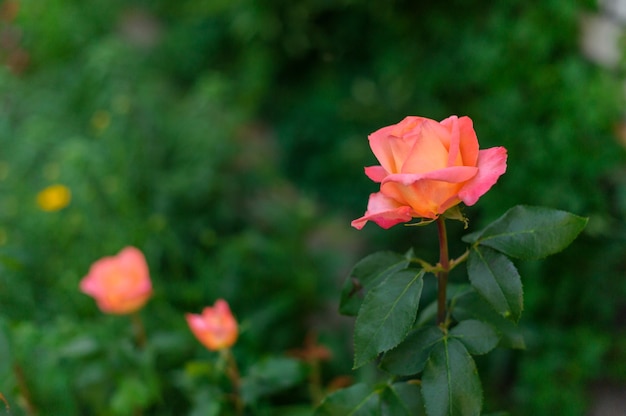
top-left (1, 0), bottom-right (626, 414)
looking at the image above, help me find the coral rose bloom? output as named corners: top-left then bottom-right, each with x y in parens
top-left (186, 299), bottom-right (238, 351)
top-left (352, 115), bottom-right (507, 229)
top-left (80, 246), bottom-right (153, 314)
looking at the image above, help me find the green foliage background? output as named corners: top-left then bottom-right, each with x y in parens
top-left (1, 0), bottom-right (625, 414)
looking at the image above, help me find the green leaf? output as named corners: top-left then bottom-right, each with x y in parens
top-left (383, 382), bottom-right (426, 416)
top-left (111, 377), bottom-right (153, 415)
top-left (340, 251), bottom-right (410, 316)
top-left (240, 357), bottom-right (306, 404)
top-left (188, 389), bottom-right (223, 416)
top-left (314, 383), bottom-right (380, 416)
top-left (315, 382), bottom-right (426, 416)
top-left (353, 269), bottom-right (425, 369)
top-left (0, 318), bottom-right (12, 385)
top-left (379, 326), bottom-right (443, 376)
top-left (380, 385), bottom-right (410, 416)
top-left (417, 285), bottom-right (473, 328)
top-left (449, 320), bottom-right (499, 355)
top-left (59, 335), bottom-right (100, 358)
top-left (467, 246), bottom-right (523, 322)
top-left (381, 383), bottom-right (426, 416)
top-left (421, 338), bottom-right (483, 416)
top-left (442, 205), bottom-right (469, 228)
top-left (462, 205), bottom-right (587, 259)
top-left (452, 291), bottom-right (525, 350)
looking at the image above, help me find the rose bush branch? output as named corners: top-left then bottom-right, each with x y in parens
top-left (0, 392), bottom-right (9, 414)
top-left (436, 217), bottom-right (450, 327)
top-left (316, 115), bottom-right (587, 416)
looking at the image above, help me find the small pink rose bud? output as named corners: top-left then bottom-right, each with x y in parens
top-left (186, 299), bottom-right (239, 351)
top-left (80, 246), bottom-right (153, 314)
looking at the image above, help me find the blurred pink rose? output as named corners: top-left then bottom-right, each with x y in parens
top-left (80, 246), bottom-right (153, 314)
top-left (186, 299), bottom-right (239, 351)
top-left (352, 115), bottom-right (507, 229)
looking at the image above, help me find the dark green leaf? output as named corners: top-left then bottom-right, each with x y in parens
top-left (386, 382), bottom-right (426, 416)
top-left (111, 377), bottom-right (153, 415)
top-left (415, 300), bottom-right (438, 327)
top-left (379, 326), bottom-right (443, 376)
top-left (380, 385), bottom-right (410, 416)
top-left (340, 251), bottom-right (410, 316)
top-left (452, 291), bottom-right (525, 350)
top-left (241, 357), bottom-right (306, 404)
top-left (422, 338), bottom-right (483, 416)
top-left (467, 246), bottom-right (523, 322)
top-left (188, 389), bottom-right (222, 416)
top-left (314, 383), bottom-right (380, 416)
top-left (449, 320), bottom-right (499, 355)
top-left (462, 205), bottom-right (587, 259)
top-left (381, 382), bottom-right (426, 416)
top-left (353, 269), bottom-right (425, 369)
top-left (59, 336), bottom-right (100, 358)
top-left (417, 285), bottom-right (473, 327)
top-left (0, 318), bottom-right (11, 379)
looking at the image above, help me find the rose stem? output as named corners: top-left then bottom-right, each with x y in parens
top-left (13, 364), bottom-right (36, 415)
top-left (131, 312), bottom-right (147, 349)
top-left (221, 348), bottom-right (244, 415)
top-left (436, 217), bottom-right (450, 327)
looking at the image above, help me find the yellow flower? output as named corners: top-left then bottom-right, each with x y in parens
top-left (36, 184), bottom-right (71, 211)
top-left (91, 110), bottom-right (111, 133)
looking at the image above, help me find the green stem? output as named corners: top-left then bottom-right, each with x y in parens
top-left (221, 348), bottom-right (244, 415)
top-left (436, 217), bottom-right (449, 327)
top-left (0, 392), bottom-right (9, 414)
top-left (13, 364), bottom-right (36, 415)
top-left (309, 359), bottom-right (324, 407)
top-left (131, 312), bottom-right (147, 349)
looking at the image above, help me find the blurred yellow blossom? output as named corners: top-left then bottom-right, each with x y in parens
top-left (91, 110), bottom-right (111, 133)
top-left (0, 161), bottom-right (9, 181)
top-left (36, 184), bottom-right (71, 211)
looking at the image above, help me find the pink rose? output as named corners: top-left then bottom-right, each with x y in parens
top-left (186, 299), bottom-right (239, 351)
top-left (352, 115), bottom-right (507, 229)
top-left (80, 246), bottom-right (153, 314)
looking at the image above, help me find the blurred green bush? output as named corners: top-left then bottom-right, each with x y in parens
top-left (0, 0), bottom-right (625, 414)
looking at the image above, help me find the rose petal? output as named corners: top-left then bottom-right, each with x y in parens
top-left (441, 115), bottom-right (478, 167)
top-left (443, 115), bottom-right (462, 167)
top-left (80, 246), bottom-right (152, 314)
top-left (390, 116), bottom-right (427, 137)
top-left (364, 165), bottom-right (388, 183)
top-left (401, 119), bottom-right (450, 174)
top-left (381, 180), bottom-right (462, 219)
top-left (382, 166), bottom-right (478, 186)
top-left (351, 192), bottom-right (415, 229)
top-left (187, 299), bottom-right (239, 351)
top-left (117, 247), bottom-right (151, 287)
top-left (458, 146), bottom-right (507, 206)
top-left (368, 125), bottom-right (408, 174)
top-left (457, 116), bottom-right (479, 166)
top-left (380, 163), bottom-right (478, 220)
top-left (369, 116), bottom-right (430, 174)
